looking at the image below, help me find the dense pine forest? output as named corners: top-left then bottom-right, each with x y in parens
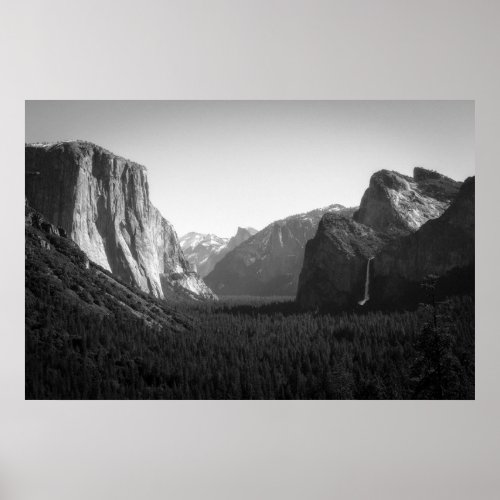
top-left (26, 291), bottom-right (474, 399)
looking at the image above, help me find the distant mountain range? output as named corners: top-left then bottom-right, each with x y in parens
top-left (180, 227), bottom-right (257, 277)
top-left (204, 205), bottom-right (353, 296)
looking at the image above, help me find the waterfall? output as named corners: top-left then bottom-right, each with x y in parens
top-left (358, 257), bottom-right (374, 306)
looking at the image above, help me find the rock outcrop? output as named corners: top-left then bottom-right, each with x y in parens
top-left (370, 176), bottom-right (475, 307)
top-left (205, 205), bottom-right (352, 296)
top-left (25, 141), bottom-right (215, 300)
top-left (25, 198), bottom-right (78, 255)
top-left (297, 167), bottom-right (466, 310)
top-left (180, 227), bottom-right (257, 277)
top-left (353, 167), bottom-right (461, 235)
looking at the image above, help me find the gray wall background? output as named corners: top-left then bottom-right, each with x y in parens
top-left (1, 1), bottom-right (498, 499)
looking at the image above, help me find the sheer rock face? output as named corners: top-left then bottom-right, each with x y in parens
top-left (296, 168), bottom-right (466, 310)
top-left (25, 202), bottom-right (190, 330)
top-left (296, 213), bottom-right (387, 310)
top-left (25, 141), bottom-right (215, 300)
top-left (205, 205), bottom-right (352, 296)
top-left (370, 177), bottom-right (475, 306)
top-left (180, 227), bottom-right (257, 277)
top-left (353, 167), bottom-right (461, 235)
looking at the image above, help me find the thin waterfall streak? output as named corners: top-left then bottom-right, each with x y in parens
top-left (358, 257), bottom-right (373, 306)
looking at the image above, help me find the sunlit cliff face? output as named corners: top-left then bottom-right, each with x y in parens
top-left (25, 141), bottom-right (216, 301)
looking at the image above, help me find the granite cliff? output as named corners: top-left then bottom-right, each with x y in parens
top-left (353, 167), bottom-right (461, 234)
top-left (297, 167), bottom-right (466, 310)
top-left (25, 141), bottom-right (215, 300)
top-left (370, 176), bottom-right (475, 307)
top-left (25, 200), bottom-right (192, 324)
top-left (296, 213), bottom-right (388, 309)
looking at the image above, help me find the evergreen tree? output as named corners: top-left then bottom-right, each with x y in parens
top-left (411, 276), bottom-right (462, 399)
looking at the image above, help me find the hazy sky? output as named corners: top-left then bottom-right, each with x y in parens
top-left (25, 101), bottom-right (474, 237)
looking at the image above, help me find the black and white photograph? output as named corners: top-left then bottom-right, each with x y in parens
top-left (3, 1), bottom-right (500, 499)
top-left (25, 100), bottom-right (475, 400)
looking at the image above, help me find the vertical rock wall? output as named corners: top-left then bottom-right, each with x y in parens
top-left (25, 141), bottom-right (215, 300)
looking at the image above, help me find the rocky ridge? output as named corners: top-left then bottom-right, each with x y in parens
top-left (353, 167), bottom-right (461, 234)
top-left (205, 205), bottom-right (352, 296)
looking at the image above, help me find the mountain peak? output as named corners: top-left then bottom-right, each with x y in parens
top-left (369, 169), bottom-right (413, 191)
top-left (413, 166), bottom-right (454, 183)
top-left (180, 227), bottom-right (257, 278)
top-left (235, 226), bottom-right (258, 237)
top-left (354, 167), bottom-right (461, 234)
top-left (205, 204), bottom-right (352, 296)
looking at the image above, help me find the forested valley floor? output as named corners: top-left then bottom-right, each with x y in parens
top-left (26, 289), bottom-right (474, 400)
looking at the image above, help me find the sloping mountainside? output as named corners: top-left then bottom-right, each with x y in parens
top-left (180, 227), bottom-right (257, 277)
top-left (353, 167), bottom-right (461, 235)
top-left (205, 205), bottom-right (353, 296)
top-left (297, 167), bottom-right (466, 310)
top-left (25, 141), bottom-right (215, 300)
top-left (370, 176), bottom-right (475, 307)
top-left (25, 202), bottom-right (194, 398)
